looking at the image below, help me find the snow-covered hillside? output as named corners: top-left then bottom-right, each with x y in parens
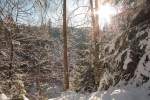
top-left (92, 0), bottom-right (150, 91)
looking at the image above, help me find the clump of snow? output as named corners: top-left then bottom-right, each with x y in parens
top-left (22, 95), bottom-right (29, 100)
top-left (131, 51), bottom-right (150, 87)
top-left (137, 28), bottom-right (150, 51)
top-left (0, 93), bottom-right (9, 100)
top-left (136, 30), bottom-right (145, 38)
top-left (123, 50), bottom-right (132, 70)
top-left (139, 39), bottom-right (147, 49)
top-left (136, 52), bottom-right (150, 77)
top-left (145, 28), bottom-right (150, 52)
top-left (0, 51), bottom-right (8, 57)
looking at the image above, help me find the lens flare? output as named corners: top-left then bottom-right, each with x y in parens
top-left (98, 3), bottom-right (117, 30)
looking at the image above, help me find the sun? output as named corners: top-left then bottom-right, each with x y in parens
top-left (98, 3), bottom-right (117, 30)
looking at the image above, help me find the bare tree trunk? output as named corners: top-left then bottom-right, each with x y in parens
top-left (90, 0), bottom-right (100, 67)
top-left (90, 0), bottom-right (101, 89)
top-left (90, 0), bottom-right (96, 41)
top-left (94, 0), bottom-right (100, 64)
top-left (6, 28), bottom-right (14, 91)
top-left (63, 0), bottom-right (69, 91)
top-left (15, 0), bottom-right (20, 33)
top-left (95, 0), bottom-right (100, 40)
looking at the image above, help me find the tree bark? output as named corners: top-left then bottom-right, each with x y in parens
top-left (90, 0), bottom-right (100, 66)
top-left (63, 0), bottom-right (69, 91)
top-left (90, 0), bottom-right (101, 89)
top-left (5, 27), bottom-right (14, 91)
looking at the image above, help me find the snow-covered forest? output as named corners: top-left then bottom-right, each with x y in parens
top-left (0, 0), bottom-right (150, 100)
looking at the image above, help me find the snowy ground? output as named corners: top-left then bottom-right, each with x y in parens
top-left (0, 94), bottom-right (29, 100)
top-left (48, 86), bottom-right (150, 100)
top-left (0, 85), bottom-right (149, 100)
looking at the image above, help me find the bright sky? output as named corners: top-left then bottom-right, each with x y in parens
top-left (46, 0), bottom-right (90, 27)
top-left (19, 0), bottom-right (89, 27)
top-left (1, 0), bottom-right (118, 29)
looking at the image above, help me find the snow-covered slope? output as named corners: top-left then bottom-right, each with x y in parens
top-left (93, 0), bottom-right (150, 91)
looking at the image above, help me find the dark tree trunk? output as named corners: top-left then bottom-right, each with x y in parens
top-left (7, 28), bottom-right (14, 90)
top-left (63, 0), bottom-right (69, 90)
